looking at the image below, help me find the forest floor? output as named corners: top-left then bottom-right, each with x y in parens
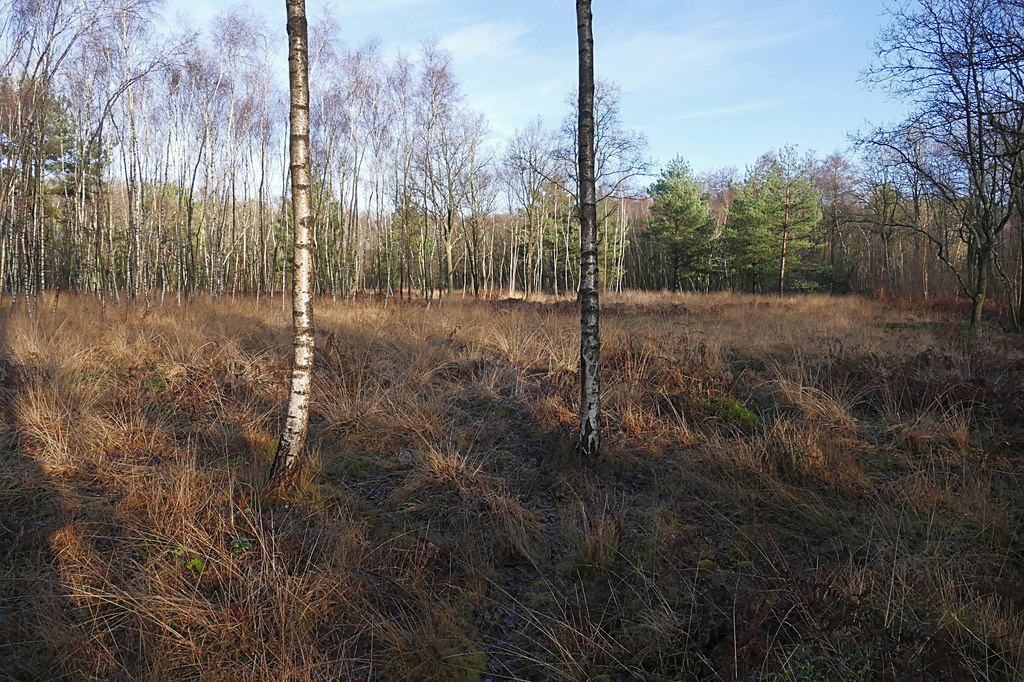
top-left (1, 292), bottom-right (1023, 681)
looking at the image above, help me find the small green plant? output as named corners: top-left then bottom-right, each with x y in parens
top-left (229, 537), bottom-right (252, 554)
top-left (139, 376), bottom-right (168, 391)
top-left (167, 547), bottom-right (206, 574)
top-left (72, 368), bottom-right (116, 384)
top-left (698, 395), bottom-right (758, 430)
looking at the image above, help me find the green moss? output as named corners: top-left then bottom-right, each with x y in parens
top-left (323, 448), bottom-right (377, 478)
top-left (697, 395), bottom-right (758, 430)
top-left (741, 645), bottom-right (874, 681)
top-left (139, 376), bottom-right (168, 391)
top-left (491, 404), bottom-right (518, 419)
top-left (449, 647), bottom-right (487, 682)
top-left (72, 368), bottom-right (116, 384)
top-left (526, 579), bottom-right (558, 611)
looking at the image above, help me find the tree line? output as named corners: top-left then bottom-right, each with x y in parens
top-left (0, 0), bottom-right (644, 312)
top-left (3, 0), bottom-right (1024, 333)
top-left (641, 0), bottom-right (1024, 335)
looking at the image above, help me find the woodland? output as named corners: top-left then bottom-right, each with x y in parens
top-left (2, 0), bottom-right (1024, 325)
top-left (1, 0), bottom-right (1024, 680)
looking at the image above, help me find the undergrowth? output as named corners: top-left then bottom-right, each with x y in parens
top-left (1, 291), bottom-right (1022, 680)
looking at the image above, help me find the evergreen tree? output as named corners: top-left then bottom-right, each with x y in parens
top-left (724, 146), bottom-right (821, 293)
top-left (647, 156), bottom-right (712, 291)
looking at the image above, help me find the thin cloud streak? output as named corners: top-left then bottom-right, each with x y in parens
top-left (600, 1), bottom-right (841, 91)
top-left (158, 0), bottom-right (906, 173)
top-left (440, 21), bottom-right (530, 62)
top-left (673, 100), bottom-right (782, 121)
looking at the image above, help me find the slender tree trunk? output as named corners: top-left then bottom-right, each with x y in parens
top-left (1018, 222), bottom-right (1024, 332)
top-left (971, 240), bottom-right (990, 335)
top-left (673, 249), bottom-right (680, 292)
top-left (779, 191), bottom-right (790, 295)
top-left (1014, 191), bottom-right (1024, 332)
top-left (445, 213), bottom-right (455, 294)
top-left (577, 0), bottom-right (601, 458)
top-left (270, 0), bottom-right (316, 481)
top-left (553, 197), bottom-right (559, 298)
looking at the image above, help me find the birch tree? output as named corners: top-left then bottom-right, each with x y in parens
top-left (576, 0), bottom-right (600, 458)
top-left (269, 0), bottom-right (314, 481)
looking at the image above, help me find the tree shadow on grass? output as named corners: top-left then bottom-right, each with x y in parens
top-left (0, 312), bottom-right (77, 680)
top-left (0, 299), bottom-right (299, 680)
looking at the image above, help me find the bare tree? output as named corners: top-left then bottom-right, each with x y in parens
top-left (504, 118), bottom-right (555, 299)
top-left (815, 153), bottom-right (860, 294)
top-left (576, 0), bottom-right (600, 458)
top-left (464, 144), bottom-right (496, 298)
top-left (269, 0), bottom-right (314, 481)
top-left (430, 108), bottom-right (485, 296)
top-left (864, 0), bottom-right (1019, 332)
top-left (556, 80), bottom-right (649, 204)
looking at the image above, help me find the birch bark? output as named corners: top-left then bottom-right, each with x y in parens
top-left (576, 0), bottom-right (601, 458)
top-left (270, 0), bottom-right (315, 480)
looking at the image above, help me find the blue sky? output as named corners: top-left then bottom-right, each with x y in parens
top-left (163, 0), bottom-right (909, 176)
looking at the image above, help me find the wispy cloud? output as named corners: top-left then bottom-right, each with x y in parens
top-left (600, 1), bottom-right (841, 91)
top-left (672, 100), bottom-right (782, 121)
top-left (439, 20), bottom-right (530, 62)
top-left (467, 78), bottom-right (565, 139)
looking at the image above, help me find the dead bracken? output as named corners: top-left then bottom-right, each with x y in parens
top-left (1, 292), bottom-right (1022, 680)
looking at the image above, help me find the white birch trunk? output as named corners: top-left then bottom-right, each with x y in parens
top-left (577, 0), bottom-right (601, 457)
top-left (270, 0), bottom-right (316, 481)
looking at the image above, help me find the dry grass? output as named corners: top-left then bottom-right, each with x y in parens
top-left (1, 291), bottom-right (1022, 680)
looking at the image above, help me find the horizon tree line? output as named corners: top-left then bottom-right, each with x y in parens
top-left (3, 0), bottom-right (1024, 333)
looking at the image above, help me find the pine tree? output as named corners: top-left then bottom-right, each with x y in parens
top-left (648, 156), bottom-right (712, 291)
top-left (724, 147), bottom-right (821, 293)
